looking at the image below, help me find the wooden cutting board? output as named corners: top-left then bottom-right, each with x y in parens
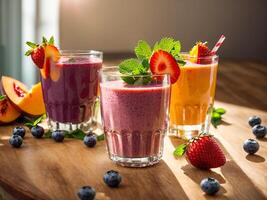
top-left (0, 101), bottom-right (267, 200)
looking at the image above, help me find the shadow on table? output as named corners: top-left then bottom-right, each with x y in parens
top-left (116, 160), bottom-right (190, 200)
top-left (246, 154), bottom-right (265, 163)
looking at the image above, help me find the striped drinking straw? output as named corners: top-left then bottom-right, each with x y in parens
top-left (210, 35), bottom-right (226, 55)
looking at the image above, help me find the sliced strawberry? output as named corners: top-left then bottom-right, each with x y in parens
top-left (149, 50), bottom-right (180, 84)
top-left (189, 42), bottom-right (211, 64)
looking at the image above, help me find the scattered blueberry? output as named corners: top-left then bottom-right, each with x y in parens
top-left (248, 116), bottom-right (261, 127)
top-left (13, 126), bottom-right (26, 138)
top-left (52, 130), bottom-right (65, 142)
top-left (243, 139), bottom-right (259, 154)
top-left (200, 177), bottom-right (220, 195)
top-left (31, 125), bottom-right (44, 138)
top-left (83, 133), bottom-right (97, 147)
top-left (77, 186), bottom-right (96, 200)
top-left (103, 170), bottom-right (122, 187)
top-left (252, 124), bottom-right (266, 138)
top-left (9, 135), bottom-right (23, 148)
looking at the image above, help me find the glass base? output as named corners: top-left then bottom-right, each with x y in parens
top-left (109, 153), bottom-right (162, 168)
top-left (47, 118), bottom-right (97, 132)
top-left (169, 123), bottom-right (209, 139)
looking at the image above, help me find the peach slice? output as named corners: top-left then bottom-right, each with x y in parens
top-left (18, 82), bottom-right (46, 116)
top-left (41, 45), bottom-right (60, 80)
top-left (1, 76), bottom-right (46, 117)
top-left (0, 98), bottom-right (21, 124)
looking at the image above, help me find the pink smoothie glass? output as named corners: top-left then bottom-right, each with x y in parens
top-left (41, 50), bottom-right (102, 132)
top-left (100, 67), bottom-right (171, 167)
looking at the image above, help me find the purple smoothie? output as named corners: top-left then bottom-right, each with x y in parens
top-left (100, 80), bottom-right (170, 158)
top-left (41, 57), bottom-right (102, 123)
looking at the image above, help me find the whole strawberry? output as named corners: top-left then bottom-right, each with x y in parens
top-left (25, 36), bottom-right (54, 69)
top-left (174, 134), bottom-right (226, 169)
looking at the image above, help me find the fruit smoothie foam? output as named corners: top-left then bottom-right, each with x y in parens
top-left (41, 57), bottom-right (102, 123)
top-left (100, 80), bottom-right (170, 158)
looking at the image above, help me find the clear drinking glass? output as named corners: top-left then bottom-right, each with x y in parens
top-left (169, 53), bottom-right (218, 139)
top-left (100, 67), bottom-right (171, 167)
top-left (40, 50), bottom-right (103, 131)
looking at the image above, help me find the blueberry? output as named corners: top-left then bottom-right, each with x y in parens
top-left (77, 186), bottom-right (96, 200)
top-left (83, 134), bottom-right (97, 147)
top-left (252, 125), bottom-right (266, 138)
top-left (200, 177), bottom-right (220, 195)
top-left (13, 126), bottom-right (26, 138)
top-left (52, 130), bottom-right (65, 142)
top-left (248, 116), bottom-right (261, 127)
top-left (103, 170), bottom-right (122, 187)
top-left (31, 125), bottom-right (44, 138)
top-left (9, 135), bottom-right (23, 148)
top-left (243, 139), bottom-right (259, 154)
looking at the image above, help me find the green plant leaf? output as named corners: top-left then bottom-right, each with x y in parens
top-left (65, 129), bottom-right (86, 140)
top-left (0, 95), bottom-right (6, 101)
top-left (215, 108), bottom-right (226, 115)
top-left (26, 41), bottom-right (38, 48)
top-left (49, 36), bottom-right (54, 45)
top-left (212, 112), bottom-right (221, 120)
top-left (173, 144), bottom-right (187, 156)
top-left (33, 114), bottom-right (46, 126)
top-left (97, 133), bottom-right (105, 141)
top-left (42, 36), bottom-right (48, 44)
top-left (44, 130), bottom-right (52, 138)
top-left (24, 122), bottom-right (34, 128)
top-left (135, 40), bottom-right (152, 60)
top-left (25, 49), bottom-right (33, 56)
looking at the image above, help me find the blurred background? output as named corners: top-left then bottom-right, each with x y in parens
top-left (0, 0), bottom-right (267, 87)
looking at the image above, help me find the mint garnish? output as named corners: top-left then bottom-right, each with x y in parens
top-left (135, 40), bottom-right (152, 60)
top-left (44, 129), bottom-right (105, 141)
top-left (0, 95), bottom-right (6, 101)
top-left (118, 37), bottom-right (185, 85)
top-left (173, 143), bottom-right (187, 156)
top-left (211, 107), bottom-right (226, 128)
top-left (24, 114), bottom-right (46, 128)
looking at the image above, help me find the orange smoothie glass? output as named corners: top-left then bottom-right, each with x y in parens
top-left (169, 53), bottom-right (218, 139)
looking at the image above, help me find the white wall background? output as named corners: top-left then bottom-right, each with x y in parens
top-left (59, 0), bottom-right (267, 59)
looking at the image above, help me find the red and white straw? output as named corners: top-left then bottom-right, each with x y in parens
top-left (210, 35), bottom-right (226, 55)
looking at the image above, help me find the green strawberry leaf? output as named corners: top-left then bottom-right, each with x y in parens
top-left (49, 36), bottom-right (54, 45)
top-left (141, 59), bottom-right (150, 71)
top-left (135, 40), bottom-right (152, 60)
top-left (26, 41), bottom-right (38, 48)
top-left (25, 50), bottom-right (33, 56)
top-left (42, 37), bottom-right (48, 44)
top-left (173, 144), bottom-right (187, 156)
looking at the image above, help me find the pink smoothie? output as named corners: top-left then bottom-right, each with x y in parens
top-left (100, 80), bottom-right (170, 158)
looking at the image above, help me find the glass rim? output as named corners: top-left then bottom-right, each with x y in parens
top-left (181, 52), bottom-right (218, 59)
top-left (59, 50), bottom-right (103, 56)
top-left (101, 66), bottom-right (170, 78)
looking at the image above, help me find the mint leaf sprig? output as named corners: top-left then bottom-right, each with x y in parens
top-left (24, 114), bottom-right (46, 128)
top-left (0, 95), bottom-right (6, 101)
top-left (211, 107), bottom-right (226, 128)
top-left (119, 37), bottom-right (185, 85)
top-left (44, 129), bottom-right (105, 141)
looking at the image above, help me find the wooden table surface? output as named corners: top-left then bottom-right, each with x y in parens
top-left (0, 60), bottom-right (267, 200)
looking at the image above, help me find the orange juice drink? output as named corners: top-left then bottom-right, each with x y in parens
top-left (169, 54), bottom-right (218, 139)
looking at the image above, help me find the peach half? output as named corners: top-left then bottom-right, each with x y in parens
top-left (0, 98), bottom-right (21, 124)
top-left (1, 76), bottom-right (46, 117)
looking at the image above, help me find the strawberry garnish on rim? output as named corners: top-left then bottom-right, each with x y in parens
top-left (149, 50), bottom-right (180, 84)
top-left (25, 36), bottom-right (60, 80)
top-left (25, 42), bottom-right (45, 69)
top-left (174, 134), bottom-right (226, 170)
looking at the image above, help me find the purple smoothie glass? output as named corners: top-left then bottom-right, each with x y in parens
top-left (41, 50), bottom-right (102, 132)
top-left (100, 67), bottom-right (171, 167)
